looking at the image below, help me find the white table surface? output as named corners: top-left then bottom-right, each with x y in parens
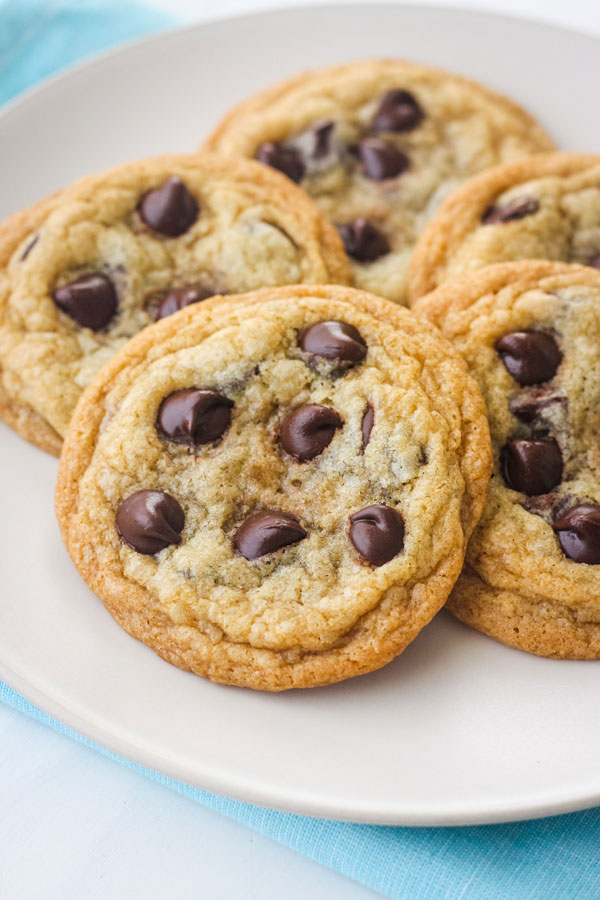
top-left (2, 1), bottom-right (599, 898)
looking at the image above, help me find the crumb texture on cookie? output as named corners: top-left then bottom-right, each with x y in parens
top-left (56, 285), bottom-right (491, 689)
top-left (205, 59), bottom-right (554, 305)
top-left (415, 261), bottom-right (600, 658)
top-left (0, 154), bottom-right (350, 455)
top-left (409, 153), bottom-right (600, 301)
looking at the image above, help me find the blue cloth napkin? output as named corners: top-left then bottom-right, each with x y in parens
top-left (2, 4), bottom-right (600, 898)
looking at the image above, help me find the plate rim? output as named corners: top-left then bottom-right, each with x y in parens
top-left (2, 1), bottom-right (600, 826)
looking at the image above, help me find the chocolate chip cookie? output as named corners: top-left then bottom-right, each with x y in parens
top-left (0, 154), bottom-right (351, 456)
top-left (203, 59), bottom-right (554, 305)
top-left (55, 285), bottom-right (491, 690)
top-left (414, 261), bottom-right (600, 658)
top-left (409, 153), bottom-right (600, 301)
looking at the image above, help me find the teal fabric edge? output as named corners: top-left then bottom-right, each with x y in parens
top-left (2, 3), bottom-right (600, 899)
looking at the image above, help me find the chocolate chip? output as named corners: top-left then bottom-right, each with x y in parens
top-left (349, 505), bottom-right (404, 566)
top-left (501, 438), bottom-right (562, 495)
top-left (358, 138), bottom-right (409, 180)
top-left (234, 510), bottom-right (307, 560)
top-left (52, 273), bottom-right (117, 330)
top-left (21, 234), bottom-right (38, 260)
top-left (509, 389), bottom-right (565, 423)
top-left (553, 504), bottom-right (600, 564)
top-left (256, 142), bottom-right (305, 183)
top-left (371, 89), bottom-right (424, 133)
top-left (361, 404), bottom-right (374, 450)
top-left (157, 389), bottom-right (233, 446)
top-left (482, 197), bottom-right (539, 225)
top-left (299, 320), bottom-right (367, 365)
top-left (495, 330), bottom-right (561, 385)
top-left (312, 121), bottom-right (335, 159)
top-left (587, 253), bottom-right (600, 269)
top-left (138, 177), bottom-right (198, 236)
top-left (153, 284), bottom-right (213, 320)
top-left (337, 219), bottom-right (390, 262)
top-left (116, 490), bottom-right (184, 555)
top-left (280, 404), bottom-right (343, 461)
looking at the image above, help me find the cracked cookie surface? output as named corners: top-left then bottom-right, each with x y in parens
top-left (409, 153), bottom-right (600, 301)
top-left (204, 59), bottom-right (553, 305)
top-left (55, 285), bottom-right (491, 690)
top-left (415, 262), bottom-right (600, 658)
top-left (0, 154), bottom-right (350, 456)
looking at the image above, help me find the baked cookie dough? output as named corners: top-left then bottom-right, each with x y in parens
top-left (409, 153), bottom-right (600, 301)
top-left (204, 59), bottom-right (554, 305)
top-left (55, 285), bottom-right (491, 690)
top-left (415, 261), bottom-right (600, 658)
top-left (0, 153), bottom-right (350, 456)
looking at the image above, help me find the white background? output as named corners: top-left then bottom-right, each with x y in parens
top-left (2, 1), bottom-right (599, 898)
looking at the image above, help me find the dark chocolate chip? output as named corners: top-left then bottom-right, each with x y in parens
top-left (482, 197), bottom-right (539, 225)
top-left (157, 389), bottom-right (233, 445)
top-left (280, 404), bottom-right (343, 461)
top-left (299, 320), bottom-right (367, 364)
top-left (52, 273), bottom-right (117, 330)
top-left (234, 510), bottom-right (307, 560)
top-left (587, 253), bottom-right (600, 269)
top-left (21, 234), bottom-right (38, 260)
top-left (553, 504), bottom-right (600, 564)
top-left (361, 403), bottom-right (374, 450)
top-left (509, 389), bottom-right (565, 423)
top-left (337, 219), bottom-right (390, 262)
top-left (495, 330), bottom-right (561, 385)
top-left (256, 142), bottom-right (305, 183)
top-left (153, 284), bottom-right (214, 320)
top-left (501, 438), bottom-right (562, 495)
top-left (358, 138), bottom-right (409, 180)
top-left (312, 121), bottom-right (335, 159)
top-left (371, 89), bottom-right (424, 133)
top-left (116, 490), bottom-right (184, 555)
top-left (349, 505), bottom-right (404, 566)
top-left (138, 177), bottom-right (198, 237)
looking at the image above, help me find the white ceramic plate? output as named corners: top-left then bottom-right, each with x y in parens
top-left (1, 3), bottom-right (600, 826)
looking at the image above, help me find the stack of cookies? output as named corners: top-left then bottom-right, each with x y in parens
top-left (2, 58), bottom-right (599, 690)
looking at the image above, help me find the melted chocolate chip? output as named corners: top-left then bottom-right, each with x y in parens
top-left (371, 89), bottom-right (424, 133)
top-left (349, 505), bottom-right (404, 567)
top-left (157, 389), bottom-right (233, 445)
top-left (482, 197), bottom-right (539, 225)
top-left (153, 284), bottom-right (214, 320)
top-left (509, 389), bottom-right (565, 423)
top-left (280, 404), bottom-right (343, 461)
top-left (21, 234), bottom-right (38, 260)
top-left (312, 121), bottom-right (335, 159)
top-left (116, 490), bottom-right (184, 555)
top-left (256, 142), bottom-right (305, 183)
top-left (337, 219), bottom-right (390, 262)
top-left (358, 138), bottom-right (409, 180)
top-left (361, 404), bottom-right (374, 450)
top-left (522, 491), bottom-right (565, 522)
top-left (299, 320), bottom-right (367, 364)
top-left (234, 510), bottom-right (307, 560)
top-left (495, 330), bottom-right (561, 385)
top-left (553, 504), bottom-right (600, 564)
top-left (587, 253), bottom-right (600, 269)
top-left (52, 273), bottom-right (117, 330)
top-left (501, 438), bottom-right (562, 495)
top-left (138, 177), bottom-right (198, 236)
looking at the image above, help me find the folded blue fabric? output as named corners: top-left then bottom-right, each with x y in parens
top-left (1, 4), bottom-right (599, 899)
